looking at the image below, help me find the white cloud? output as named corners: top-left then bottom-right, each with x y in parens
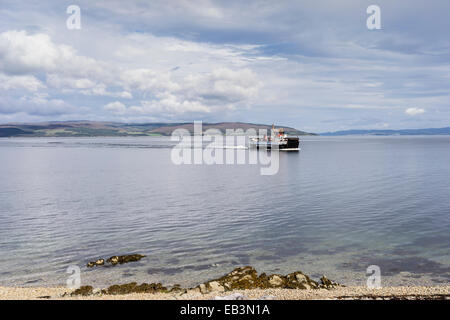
top-left (0, 30), bottom-right (261, 120)
top-left (0, 31), bottom-right (60, 73)
top-left (405, 107), bottom-right (425, 116)
top-left (131, 93), bottom-right (212, 115)
top-left (1, 1), bottom-right (450, 130)
top-left (0, 73), bottom-right (45, 91)
top-left (46, 74), bottom-right (97, 90)
top-left (104, 101), bottom-right (127, 115)
top-left (0, 30), bottom-right (104, 78)
top-left (0, 93), bottom-right (79, 116)
top-left (120, 68), bottom-right (179, 92)
top-left (103, 67), bottom-right (260, 118)
top-left (184, 68), bottom-right (260, 103)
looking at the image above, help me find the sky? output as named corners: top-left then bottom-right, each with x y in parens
top-left (0, 0), bottom-right (449, 132)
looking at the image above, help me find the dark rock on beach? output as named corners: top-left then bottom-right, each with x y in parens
top-left (95, 259), bottom-right (105, 266)
top-left (86, 254), bottom-right (146, 268)
top-left (320, 275), bottom-right (341, 289)
top-left (71, 286), bottom-right (94, 296)
top-left (102, 282), bottom-right (167, 295)
top-left (194, 266), bottom-right (335, 294)
top-left (71, 266), bottom-right (341, 296)
top-left (107, 254), bottom-right (146, 266)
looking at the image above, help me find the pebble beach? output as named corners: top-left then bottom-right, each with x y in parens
top-left (1, 285), bottom-right (449, 300)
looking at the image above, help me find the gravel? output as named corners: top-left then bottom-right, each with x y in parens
top-left (1, 285), bottom-right (448, 300)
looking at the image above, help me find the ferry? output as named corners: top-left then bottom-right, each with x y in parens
top-left (249, 125), bottom-right (300, 151)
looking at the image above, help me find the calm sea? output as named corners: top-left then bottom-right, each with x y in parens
top-left (0, 136), bottom-right (449, 288)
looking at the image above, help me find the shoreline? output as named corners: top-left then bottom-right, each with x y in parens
top-left (0, 285), bottom-right (449, 300)
top-left (1, 265), bottom-right (448, 300)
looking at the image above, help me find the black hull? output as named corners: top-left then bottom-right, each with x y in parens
top-left (253, 137), bottom-right (299, 151)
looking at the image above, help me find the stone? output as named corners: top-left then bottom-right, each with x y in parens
top-left (295, 273), bottom-right (307, 283)
top-left (199, 283), bottom-right (208, 294)
top-left (186, 288), bottom-right (201, 295)
top-left (103, 282), bottom-right (167, 295)
top-left (285, 271), bottom-right (319, 289)
top-left (208, 281), bottom-right (225, 292)
top-left (72, 266), bottom-right (341, 296)
top-left (108, 256), bottom-right (119, 265)
top-left (71, 286), bottom-right (94, 296)
top-left (320, 275), bottom-right (341, 289)
top-left (95, 259), bottom-right (105, 266)
top-left (268, 275), bottom-right (284, 287)
top-left (169, 284), bottom-right (183, 293)
top-left (106, 254), bottom-right (146, 266)
top-left (86, 254), bottom-right (146, 268)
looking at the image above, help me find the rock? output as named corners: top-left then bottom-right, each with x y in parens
top-left (103, 282), bottom-right (167, 295)
top-left (268, 275), bottom-right (284, 287)
top-left (199, 283), bottom-right (208, 294)
top-left (208, 281), bottom-right (225, 292)
top-left (71, 286), bottom-right (94, 296)
top-left (285, 271), bottom-right (319, 289)
top-left (87, 254), bottom-right (146, 268)
top-left (186, 288), bottom-right (201, 295)
top-left (320, 275), bottom-right (341, 289)
top-left (215, 293), bottom-right (246, 300)
top-left (295, 273), bottom-right (307, 282)
top-left (95, 259), bottom-right (105, 266)
top-left (190, 266), bottom-right (331, 293)
top-left (169, 284), bottom-right (183, 293)
top-left (216, 266), bottom-right (261, 290)
top-left (106, 254), bottom-right (146, 266)
top-left (108, 256), bottom-right (119, 265)
top-left (75, 266), bottom-right (341, 296)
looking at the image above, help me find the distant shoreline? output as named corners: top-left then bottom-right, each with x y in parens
top-left (0, 121), bottom-right (315, 138)
top-left (1, 265), bottom-right (448, 300)
top-left (320, 127), bottom-right (450, 136)
top-left (1, 121), bottom-right (449, 137)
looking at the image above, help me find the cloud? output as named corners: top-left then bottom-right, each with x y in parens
top-left (0, 93), bottom-right (80, 116)
top-left (184, 68), bottom-right (260, 103)
top-left (0, 30), bottom-right (104, 77)
top-left (130, 95), bottom-right (212, 116)
top-left (102, 68), bottom-right (260, 118)
top-left (0, 29), bottom-right (260, 121)
top-left (104, 101), bottom-right (127, 115)
top-left (46, 74), bottom-right (132, 98)
top-left (0, 73), bottom-right (45, 91)
top-left (405, 107), bottom-right (426, 116)
top-left (0, 1), bottom-right (449, 130)
top-left (120, 68), bottom-right (179, 92)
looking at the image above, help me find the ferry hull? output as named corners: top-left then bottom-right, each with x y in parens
top-left (249, 137), bottom-right (299, 151)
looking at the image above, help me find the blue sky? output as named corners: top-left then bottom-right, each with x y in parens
top-left (0, 0), bottom-right (449, 132)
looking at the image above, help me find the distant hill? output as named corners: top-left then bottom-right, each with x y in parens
top-left (0, 121), bottom-right (314, 137)
top-left (320, 127), bottom-right (450, 136)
